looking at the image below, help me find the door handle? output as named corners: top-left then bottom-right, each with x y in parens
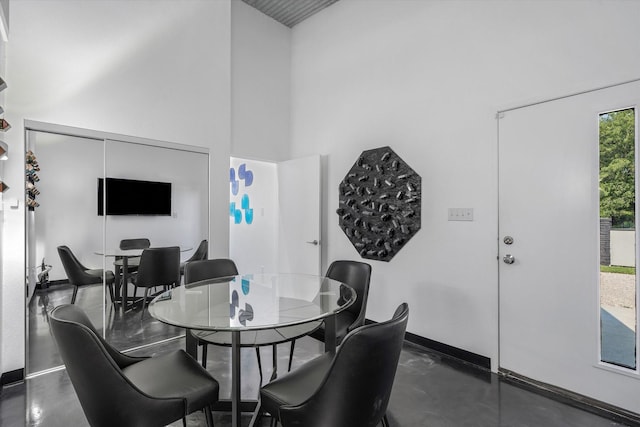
top-left (503, 254), bottom-right (515, 264)
top-left (306, 240), bottom-right (319, 246)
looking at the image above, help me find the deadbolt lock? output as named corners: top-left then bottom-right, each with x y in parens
top-left (503, 236), bottom-right (514, 245)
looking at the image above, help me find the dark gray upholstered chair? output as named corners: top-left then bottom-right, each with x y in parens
top-left (132, 247), bottom-right (180, 319)
top-left (185, 259), bottom-right (240, 368)
top-left (256, 303), bottom-right (408, 427)
top-left (49, 304), bottom-right (219, 427)
top-left (117, 238), bottom-right (150, 273)
top-left (185, 259), bottom-right (321, 382)
top-left (288, 260), bottom-right (372, 370)
top-left (183, 257), bottom-right (234, 287)
top-left (180, 239), bottom-right (208, 278)
top-left (119, 238), bottom-right (151, 250)
top-left (57, 245), bottom-right (116, 305)
top-left (115, 238), bottom-right (150, 295)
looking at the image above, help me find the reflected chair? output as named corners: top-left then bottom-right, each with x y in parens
top-left (180, 239), bottom-right (208, 279)
top-left (118, 238), bottom-right (150, 273)
top-left (185, 259), bottom-right (321, 383)
top-left (57, 245), bottom-right (116, 305)
top-left (115, 238), bottom-right (150, 296)
top-left (49, 304), bottom-right (219, 427)
top-left (256, 303), bottom-right (408, 427)
top-left (288, 260), bottom-right (372, 370)
top-left (132, 247), bottom-right (180, 319)
top-left (119, 238), bottom-right (151, 250)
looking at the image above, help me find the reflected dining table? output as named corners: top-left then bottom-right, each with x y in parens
top-left (148, 273), bottom-right (356, 427)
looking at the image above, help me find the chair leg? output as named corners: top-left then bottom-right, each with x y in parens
top-left (270, 344), bottom-right (278, 381)
top-left (182, 417), bottom-right (187, 427)
top-left (248, 398), bottom-right (262, 427)
top-left (201, 343), bottom-right (208, 368)
top-left (204, 404), bottom-right (215, 427)
top-left (381, 413), bottom-right (390, 427)
top-left (71, 285), bottom-right (78, 304)
top-left (256, 347), bottom-right (263, 384)
top-left (288, 339), bottom-right (296, 371)
top-left (107, 282), bottom-right (116, 307)
top-left (140, 287), bottom-right (150, 320)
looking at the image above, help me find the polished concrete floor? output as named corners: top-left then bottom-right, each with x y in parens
top-left (0, 283), bottom-right (634, 426)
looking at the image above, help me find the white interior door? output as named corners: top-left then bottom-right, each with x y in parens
top-left (277, 155), bottom-right (321, 275)
top-left (498, 79), bottom-right (640, 413)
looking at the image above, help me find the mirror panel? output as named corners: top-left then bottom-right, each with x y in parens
top-left (26, 131), bottom-right (104, 375)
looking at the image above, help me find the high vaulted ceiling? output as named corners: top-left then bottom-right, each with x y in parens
top-left (241, 0), bottom-right (340, 28)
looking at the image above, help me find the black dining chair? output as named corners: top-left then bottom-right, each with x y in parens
top-left (180, 239), bottom-right (208, 279)
top-left (119, 238), bottom-right (151, 251)
top-left (115, 238), bottom-right (150, 297)
top-left (184, 259), bottom-right (240, 368)
top-left (118, 238), bottom-right (150, 274)
top-left (49, 304), bottom-right (219, 427)
top-left (288, 260), bottom-right (372, 370)
top-left (132, 247), bottom-right (180, 319)
top-left (57, 245), bottom-right (116, 305)
top-left (185, 259), bottom-right (321, 383)
top-left (255, 302), bottom-right (409, 427)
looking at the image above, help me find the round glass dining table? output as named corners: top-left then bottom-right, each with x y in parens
top-left (148, 273), bottom-right (355, 427)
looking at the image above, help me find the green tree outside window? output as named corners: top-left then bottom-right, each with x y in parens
top-left (600, 109), bottom-right (636, 229)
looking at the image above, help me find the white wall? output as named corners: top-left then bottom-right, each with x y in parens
top-left (2, 0), bottom-right (231, 376)
top-left (230, 0), bottom-right (291, 162)
top-left (289, 0), bottom-right (640, 369)
top-left (229, 157), bottom-right (278, 274)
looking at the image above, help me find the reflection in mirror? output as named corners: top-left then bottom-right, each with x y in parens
top-left (26, 129), bottom-right (210, 377)
top-left (104, 139), bottom-right (209, 352)
top-left (599, 108), bottom-right (637, 369)
top-left (26, 131), bottom-right (104, 375)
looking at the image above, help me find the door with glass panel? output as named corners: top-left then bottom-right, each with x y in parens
top-left (498, 79), bottom-right (640, 414)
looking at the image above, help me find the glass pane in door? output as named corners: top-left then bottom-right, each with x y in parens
top-left (599, 108), bottom-right (637, 369)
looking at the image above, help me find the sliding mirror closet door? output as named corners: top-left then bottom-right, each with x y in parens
top-left (26, 130), bottom-right (105, 376)
top-left (103, 139), bottom-right (209, 351)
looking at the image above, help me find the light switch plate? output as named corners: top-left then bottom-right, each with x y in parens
top-left (448, 208), bottom-right (473, 221)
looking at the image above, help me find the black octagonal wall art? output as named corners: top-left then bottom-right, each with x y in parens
top-left (337, 146), bottom-right (421, 262)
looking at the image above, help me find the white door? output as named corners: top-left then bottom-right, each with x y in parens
top-left (498, 79), bottom-right (640, 413)
top-left (277, 155), bottom-right (321, 275)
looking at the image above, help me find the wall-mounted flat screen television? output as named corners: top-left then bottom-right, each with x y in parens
top-left (98, 178), bottom-right (171, 216)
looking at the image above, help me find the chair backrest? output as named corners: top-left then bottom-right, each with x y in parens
top-left (135, 247), bottom-right (181, 288)
top-left (57, 245), bottom-right (102, 286)
top-left (279, 303), bottom-right (409, 427)
top-left (185, 239), bottom-right (208, 263)
top-left (48, 304), bottom-right (184, 427)
top-left (325, 260), bottom-right (371, 328)
top-left (184, 258), bottom-right (238, 285)
top-left (119, 238), bottom-right (151, 250)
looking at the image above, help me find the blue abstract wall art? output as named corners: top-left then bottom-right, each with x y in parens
top-left (230, 163), bottom-right (255, 225)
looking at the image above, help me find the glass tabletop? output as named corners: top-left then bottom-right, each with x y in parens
top-left (95, 247), bottom-right (192, 257)
top-left (148, 273), bottom-right (355, 332)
